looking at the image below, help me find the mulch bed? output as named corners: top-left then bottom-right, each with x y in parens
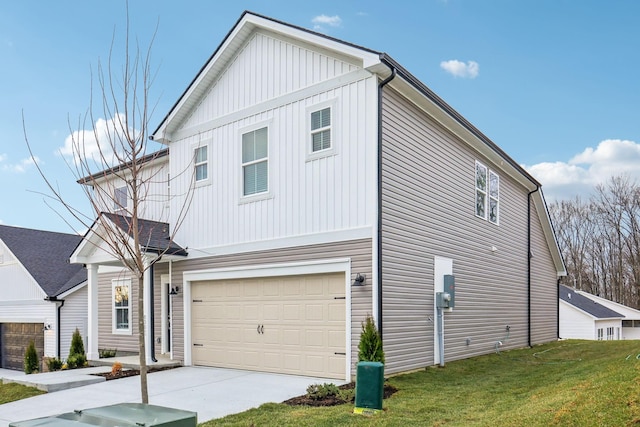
top-left (283, 382), bottom-right (398, 407)
top-left (92, 365), bottom-right (177, 381)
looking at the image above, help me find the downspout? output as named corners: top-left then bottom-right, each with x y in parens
top-left (527, 187), bottom-right (539, 347)
top-left (150, 261), bottom-right (157, 363)
top-left (45, 296), bottom-right (65, 359)
top-left (377, 63), bottom-right (397, 339)
top-left (557, 278), bottom-right (561, 339)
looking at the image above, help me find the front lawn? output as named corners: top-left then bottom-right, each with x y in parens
top-left (201, 340), bottom-right (640, 426)
top-left (0, 382), bottom-right (45, 405)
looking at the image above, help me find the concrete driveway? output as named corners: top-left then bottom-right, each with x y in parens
top-left (0, 366), bottom-right (343, 426)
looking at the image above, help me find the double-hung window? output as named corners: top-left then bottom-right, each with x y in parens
top-left (311, 107), bottom-right (331, 152)
top-left (242, 127), bottom-right (268, 196)
top-left (475, 161), bottom-right (500, 225)
top-left (113, 279), bottom-right (131, 334)
top-left (194, 146), bottom-right (208, 182)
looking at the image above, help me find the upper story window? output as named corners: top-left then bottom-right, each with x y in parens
top-left (112, 279), bottom-right (131, 334)
top-left (194, 146), bottom-right (208, 182)
top-left (311, 107), bottom-right (331, 152)
top-left (114, 186), bottom-right (127, 211)
top-left (475, 161), bottom-right (499, 225)
top-left (242, 127), bottom-right (268, 196)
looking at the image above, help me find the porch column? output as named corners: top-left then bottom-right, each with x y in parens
top-left (86, 263), bottom-right (99, 361)
top-left (143, 258), bottom-right (153, 364)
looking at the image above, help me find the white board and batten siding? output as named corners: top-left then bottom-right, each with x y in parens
top-left (380, 87), bottom-right (557, 374)
top-left (59, 285), bottom-right (88, 360)
top-left (167, 29), bottom-right (378, 250)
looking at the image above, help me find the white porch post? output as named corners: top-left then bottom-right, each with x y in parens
top-left (86, 263), bottom-right (99, 361)
top-left (143, 258), bottom-right (153, 364)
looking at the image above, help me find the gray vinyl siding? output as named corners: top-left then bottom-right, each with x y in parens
top-left (59, 286), bottom-right (88, 359)
top-left (380, 87), bottom-right (556, 374)
top-left (97, 269), bottom-right (138, 353)
top-left (162, 238), bottom-right (372, 366)
top-left (530, 204), bottom-right (559, 344)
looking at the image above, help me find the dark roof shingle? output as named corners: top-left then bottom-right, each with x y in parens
top-left (0, 225), bottom-right (86, 297)
top-left (102, 212), bottom-right (187, 256)
top-left (560, 285), bottom-right (624, 319)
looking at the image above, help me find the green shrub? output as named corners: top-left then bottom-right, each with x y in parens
top-left (46, 357), bottom-right (63, 372)
top-left (306, 383), bottom-right (340, 400)
top-left (358, 314), bottom-right (385, 363)
top-left (99, 348), bottom-right (117, 358)
top-left (66, 353), bottom-right (87, 369)
top-left (24, 341), bottom-right (39, 374)
top-left (69, 328), bottom-right (85, 358)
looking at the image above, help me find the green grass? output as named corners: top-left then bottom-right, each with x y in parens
top-left (0, 381), bottom-right (45, 405)
top-left (200, 340), bottom-right (640, 427)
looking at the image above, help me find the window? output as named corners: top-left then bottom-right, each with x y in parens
top-left (597, 328), bottom-right (604, 340)
top-left (475, 161), bottom-right (500, 224)
top-left (606, 327), bottom-right (614, 340)
top-left (113, 279), bottom-right (131, 333)
top-left (311, 107), bottom-right (331, 152)
top-left (194, 146), bottom-right (208, 182)
top-left (114, 186), bottom-right (127, 210)
top-left (242, 127), bottom-right (268, 196)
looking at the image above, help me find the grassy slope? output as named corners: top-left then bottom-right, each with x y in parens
top-left (0, 382), bottom-right (45, 405)
top-left (202, 340), bottom-right (640, 427)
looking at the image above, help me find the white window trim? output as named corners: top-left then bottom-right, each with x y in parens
top-left (239, 120), bottom-right (273, 203)
top-left (112, 278), bottom-right (132, 335)
top-left (192, 141), bottom-right (211, 188)
top-left (475, 160), bottom-right (500, 225)
top-left (306, 99), bottom-right (338, 161)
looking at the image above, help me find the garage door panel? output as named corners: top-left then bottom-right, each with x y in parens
top-left (1, 323), bottom-right (45, 370)
top-left (192, 273), bottom-right (346, 379)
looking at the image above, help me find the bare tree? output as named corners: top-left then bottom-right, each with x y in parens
top-left (550, 175), bottom-right (640, 309)
top-left (24, 14), bottom-right (194, 403)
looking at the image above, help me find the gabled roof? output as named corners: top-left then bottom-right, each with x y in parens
top-left (77, 148), bottom-right (169, 186)
top-left (560, 285), bottom-right (624, 319)
top-left (574, 288), bottom-right (640, 320)
top-left (102, 212), bottom-right (188, 256)
top-left (0, 225), bottom-right (86, 297)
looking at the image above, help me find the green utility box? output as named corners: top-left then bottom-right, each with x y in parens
top-left (354, 361), bottom-right (384, 415)
top-left (9, 403), bottom-right (197, 427)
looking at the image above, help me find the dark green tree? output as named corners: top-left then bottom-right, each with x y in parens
top-left (358, 314), bottom-right (385, 363)
top-left (24, 340), bottom-right (39, 374)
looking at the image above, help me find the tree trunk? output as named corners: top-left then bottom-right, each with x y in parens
top-left (138, 274), bottom-right (148, 403)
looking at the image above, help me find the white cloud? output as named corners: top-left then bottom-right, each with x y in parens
top-left (524, 139), bottom-right (640, 201)
top-left (0, 154), bottom-right (40, 173)
top-left (312, 15), bottom-right (342, 31)
top-left (59, 114), bottom-right (138, 167)
top-left (440, 60), bottom-right (479, 79)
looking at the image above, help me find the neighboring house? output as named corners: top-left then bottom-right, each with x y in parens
top-left (559, 285), bottom-right (640, 340)
top-left (71, 11), bottom-right (566, 381)
top-left (0, 225), bottom-right (87, 370)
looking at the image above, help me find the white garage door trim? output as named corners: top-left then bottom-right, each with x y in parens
top-left (183, 258), bottom-right (352, 381)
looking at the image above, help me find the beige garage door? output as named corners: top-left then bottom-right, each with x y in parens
top-left (191, 272), bottom-right (346, 379)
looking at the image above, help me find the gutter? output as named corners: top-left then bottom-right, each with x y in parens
top-left (377, 61), bottom-right (397, 339)
top-left (527, 187), bottom-right (539, 347)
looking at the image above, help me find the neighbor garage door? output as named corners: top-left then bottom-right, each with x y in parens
top-left (0, 323), bottom-right (44, 370)
top-left (191, 273), bottom-right (346, 379)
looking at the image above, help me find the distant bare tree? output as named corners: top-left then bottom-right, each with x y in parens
top-left (550, 175), bottom-right (640, 308)
top-left (24, 13), bottom-right (194, 403)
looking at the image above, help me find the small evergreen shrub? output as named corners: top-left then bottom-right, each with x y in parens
top-left (24, 340), bottom-right (39, 374)
top-left (99, 348), bottom-right (117, 358)
top-left (306, 383), bottom-right (340, 400)
top-left (358, 314), bottom-right (385, 363)
top-left (46, 357), bottom-right (63, 372)
top-left (66, 353), bottom-right (87, 369)
top-left (69, 328), bottom-right (85, 357)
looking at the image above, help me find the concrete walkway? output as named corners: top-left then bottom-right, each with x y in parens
top-left (0, 366), bottom-right (344, 426)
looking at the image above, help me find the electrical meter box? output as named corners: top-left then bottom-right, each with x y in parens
top-left (443, 274), bottom-right (455, 308)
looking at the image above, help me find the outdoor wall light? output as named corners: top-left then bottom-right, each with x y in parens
top-left (352, 273), bottom-right (366, 286)
top-left (43, 324), bottom-right (52, 331)
top-left (169, 286), bottom-right (180, 295)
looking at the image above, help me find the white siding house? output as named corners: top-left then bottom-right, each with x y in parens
top-left (0, 225), bottom-right (87, 370)
top-left (72, 11), bottom-right (565, 381)
top-left (559, 285), bottom-right (624, 340)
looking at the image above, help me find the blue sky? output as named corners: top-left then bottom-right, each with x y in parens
top-left (1, 0), bottom-right (639, 233)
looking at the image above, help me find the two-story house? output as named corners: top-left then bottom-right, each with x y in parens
top-left (71, 11), bottom-right (565, 381)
